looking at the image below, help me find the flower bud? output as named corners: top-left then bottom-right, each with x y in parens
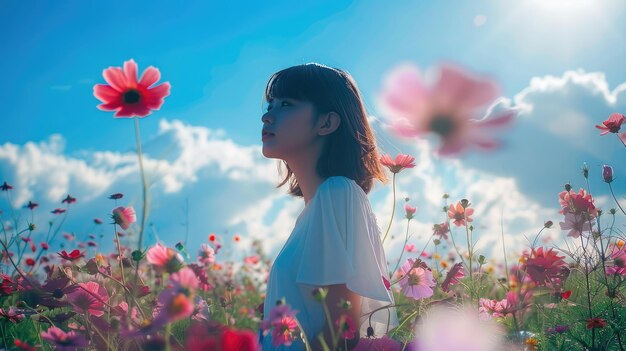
top-left (544, 220), bottom-right (553, 228)
top-left (564, 183), bottom-right (572, 192)
top-left (582, 162), bottom-right (589, 179)
top-left (610, 208), bottom-right (616, 215)
top-left (312, 287), bottom-right (328, 302)
top-left (367, 326), bottom-right (375, 338)
top-left (602, 164), bottom-right (613, 183)
top-left (460, 199), bottom-right (470, 208)
top-left (131, 250), bottom-right (145, 262)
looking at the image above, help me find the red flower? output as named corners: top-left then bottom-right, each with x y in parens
top-left (521, 247), bottom-right (569, 286)
top-left (379, 153), bottom-right (416, 174)
top-left (57, 249), bottom-right (85, 261)
top-left (40, 242), bottom-right (49, 250)
top-left (595, 113), bottom-right (625, 135)
top-left (561, 290), bottom-right (572, 299)
top-left (93, 59), bottom-right (171, 118)
top-left (208, 233), bottom-right (217, 242)
top-left (586, 318), bottom-right (606, 329)
top-left (14, 339), bottom-right (36, 351)
top-left (25, 258), bottom-right (36, 266)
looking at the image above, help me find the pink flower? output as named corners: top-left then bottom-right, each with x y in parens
top-left (605, 243), bottom-right (626, 276)
top-left (379, 153), bottom-right (416, 174)
top-left (398, 258), bottom-right (435, 300)
top-left (260, 304), bottom-right (300, 347)
top-left (378, 62), bottom-right (516, 157)
top-left (447, 201), bottom-right (474, 227)
top-left (66, 281), bottom-right (108, 317)
top-left (111, 206), bottom-right (136, 230)
top-left (93, 59), bottom-right (171, 118)
top-left (595, 112), bottom-right (625, 135)
top-left (146, 242), bottom-right (184, 273)
top-left (335, 314), bottom-right (357, 340)
top-left (558, 188), bottom-right (598, 217)
top-left (0, 307), bottom-right (24, 323)
top-left (244, 255), bottom-right (260, 265)
top-left (433, 222), bottom-right (450, 240)
top-left (353, 335), bottom-right (402, 351)
top-left (405, 244), bottom-right (416, 252)
top-left (197, 243), bottom-right (216, 265)
top-left (478, 298), bottom-right (511, 318)
top-left (559, 212), bottom-right (593, 238)
top-left (155, 290), bottom-right (195, 324)
top-left (404, 203), bottom-right (417, 220)
top-left (520, 247), bottom-right (569, 286)
top-left (41, 326), bottom-right (89, 351)
top-left (169, 266), bottom-right (199, 292)
top-left (441, 262), bottom-right (464, 293)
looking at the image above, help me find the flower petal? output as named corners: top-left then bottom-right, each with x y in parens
top-left (139, 66), bottom-right (161, 87)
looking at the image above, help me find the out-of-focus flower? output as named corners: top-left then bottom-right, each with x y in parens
top-left (93, 218), bottom-right (103, 225)
top-left (51, 208), bottom-right (67, 215)
top-left (602, 164), bottom-right (614, 183)
top-left (586, 318), bottom-right (607, 329)
top-left (57, 250), bottom-right (85, 262)
top-left (108, 193), bottom-right (124, 200)
top-left (61, 195), bottom-right (76, 204)
top-left (479, 298), bottom-right (511, 318)
top-left (209, 233), bottom-right (217, 242)
top-left (197, 243), bottom-right (216, 265)
top-left (433, 222), bottom-right (450, 240)
top-left (24, 258), bottom-right (36, 266)
top-left (260, 303), bottom-right (300, 347)
top-left (404, 203), bottom-right (417, 220)
top-left (65, 281), bottom-right (108, 317)
top-left (111, 206), bottom-right (136, 230)
top-left (146, 242), bottom-right (184, 273)
top-left (154, 289), bottom-right (195, 325)
top-left (335, 314), bottom-right (357, 340)
top-left (25, 201), bottom-right (38, 210)
top-left (353, 335), bottom-right (402, 351)
top-left (520, 247), bottom-right (569, 286)
top-left (405, 244), bottom-right (415, 252)
top-left (559, 212), bottom-right (593, 238)
top-left (377, 62), bottom-right (516, 157)
top-left (244, 255), bottom-right (260, 265)
top-left (186, 321), bottom-right (259, 351)
top-left (595, 112), bottom-right (625, 135)
top-left (441, 262), bottom-right (464, 293)
top-left (605, 243), bottom-right (626, 276)
top-left (93, 58), bottom-right (171, 118)
top-left (398, 258), bottom-right (436, 300)
top-left (1, 181), bottom-right (13, 191)
top-left (41, 326), bottom-right (89, 351)
top-left (14, 339), bottom-right (36, 351)
top-left (379, 153), bottom-right (416, 174)
top-left (0, 307), bottom-right (25, 323)
top-left (62, 233), bottom-right (75, 241)
top-left (169, 266), bottom-right (199, 292)
top-left (546, 325), bottom-right (570, 335)
top-left (233, 234), bottom-right (241, 242)
top-left (447, 201), bottom-right (474, 227)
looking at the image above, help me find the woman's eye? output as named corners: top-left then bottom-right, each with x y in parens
top-left (281, 101), bottom-right (291, 107)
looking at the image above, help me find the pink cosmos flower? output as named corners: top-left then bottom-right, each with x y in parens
top-left (377, 62), bottom-right (516, 157)
top-left (405, 244), bottom-right (416, 252)
top-left (398, 258), bottom-right (436, 300)
top-left (559, 212), bottom-right (593, 238)
top-left (155, 289), bottom-right (195, 324)
top-left (169, 266), bottom-right (199, 292)
top-left (66, 281), bottom-right (108, 317)
top-left (605, 243), bottom-right (626, 276)
top-left (197, 243), bottom-right (216, 265)
top-left (93, 59), bottom-right (171, 118)
top-left (41, 326), bottom-right (89, 351)
top-left (244, 255), bottom-right (260, 265)
top-left (520, 247), bottom-right (569, 286)
top-left (260, 304), bottom-right (300, 347)
top-left (433, 222), bottom-right (450, 240)
top-left (558, 188), bottom-right (598, 217)
top-left (479, 298), bottom-right (511, 318)
top-left (595, 112), bottom-right (625, 135)
top-left (447, 201), bottom-right (474, 227)
top-left (441, 262), bottom-right (464, 293)
top-left (404, 203), bottom-right (417, 220)
top-left (111, 206), bottom-right (136, 230)
top-left (146, 242), bottom-right (184, 273)
top-left (0, 307), bottom-right (24, 323)
top-left (379, 153), bottom-right (416, 174)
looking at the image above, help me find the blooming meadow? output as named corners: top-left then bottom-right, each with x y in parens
top-left (0, 59), bottom-right (625, 351)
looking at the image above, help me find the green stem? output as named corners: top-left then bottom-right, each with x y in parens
top-left (608, 182), bottom-right (626, 216)
top-left (132, 116), bottom-right (149, 294)
top-left (382, 173), bottom-right (396, 245)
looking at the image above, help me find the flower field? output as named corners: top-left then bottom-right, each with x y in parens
top-left (1, 59), bottom-right (625, 351)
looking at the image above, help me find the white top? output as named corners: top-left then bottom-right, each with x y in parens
top-left (260, 176), bottom-right (399, 350)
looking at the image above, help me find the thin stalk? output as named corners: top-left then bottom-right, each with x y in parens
top-left (132, 116), bottom-right (149, 294)
top-left (382, 173), bottom-right (396, 245)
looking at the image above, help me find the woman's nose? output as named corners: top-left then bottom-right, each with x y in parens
top-left (261, 113), bottom-right (272, 125)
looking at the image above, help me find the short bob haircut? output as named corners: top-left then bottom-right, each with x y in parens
top-left (264, 62), bottom-right (388, 196)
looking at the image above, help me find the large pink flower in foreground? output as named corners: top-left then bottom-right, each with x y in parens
top-left (377, 62), bottom-right (516, 157)
top-left (66, 281), bottom-right (108, 317)
top-left (260, 304), bottom-right (300, 347)
top-left (93, 59), bottom-right (171, 118)
top-left (398, 258), bottom-right (436, 300)
top-left (146, 242), bottom-right (184, 273)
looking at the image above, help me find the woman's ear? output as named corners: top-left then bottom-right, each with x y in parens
top-left (318, 112), bottom-right (341, 136)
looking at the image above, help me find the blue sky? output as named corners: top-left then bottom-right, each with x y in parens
top-left (1, 0), bottom-right (625, 268)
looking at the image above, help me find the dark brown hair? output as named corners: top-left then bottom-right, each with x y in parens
top-left (264, 62), bottom-right (388, 196)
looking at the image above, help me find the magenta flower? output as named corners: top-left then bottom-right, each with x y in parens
top-left (93, 59), bottom-right (171, 118)
top-left (169, 266), bottom-right (199, 292)
top-left (605, 243), bottom-right (626, 276)
top-left (146, 242), bottom-right (184, 273)
top-left (595, 112), bottom-right (625, 135)
top-left (398, 258), bottom-right (436, 300)
top-left (154, 289), bottom-right (195, 325)
top-left (441, 262), bottom-right (464, 293)
top-left (558, 188), bottom-right (598, 217)
top-left (260, 304), bottom-right (300, 347)
top-left (379, 153), bottom-right (416, 174)
top-left (335, 314), bottom-right (357, 340)
top-left (41, 326), bottom-right (89, 351)
top-left (353, 335), bottom-right (402, 351)
top-left (111, 206), bottom-right (136, 230)
top-left (559, 212), bottom-right (594, 238)
top-left (378, 62), bottom-right (516, 157)
top-left (65, 281), bottom-right (108, 317)
top-left (602, 164), bottom-right (614, 183)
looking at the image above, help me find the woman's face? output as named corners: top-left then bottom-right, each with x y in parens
top-left (261, 96), bottom-right (321, 161)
